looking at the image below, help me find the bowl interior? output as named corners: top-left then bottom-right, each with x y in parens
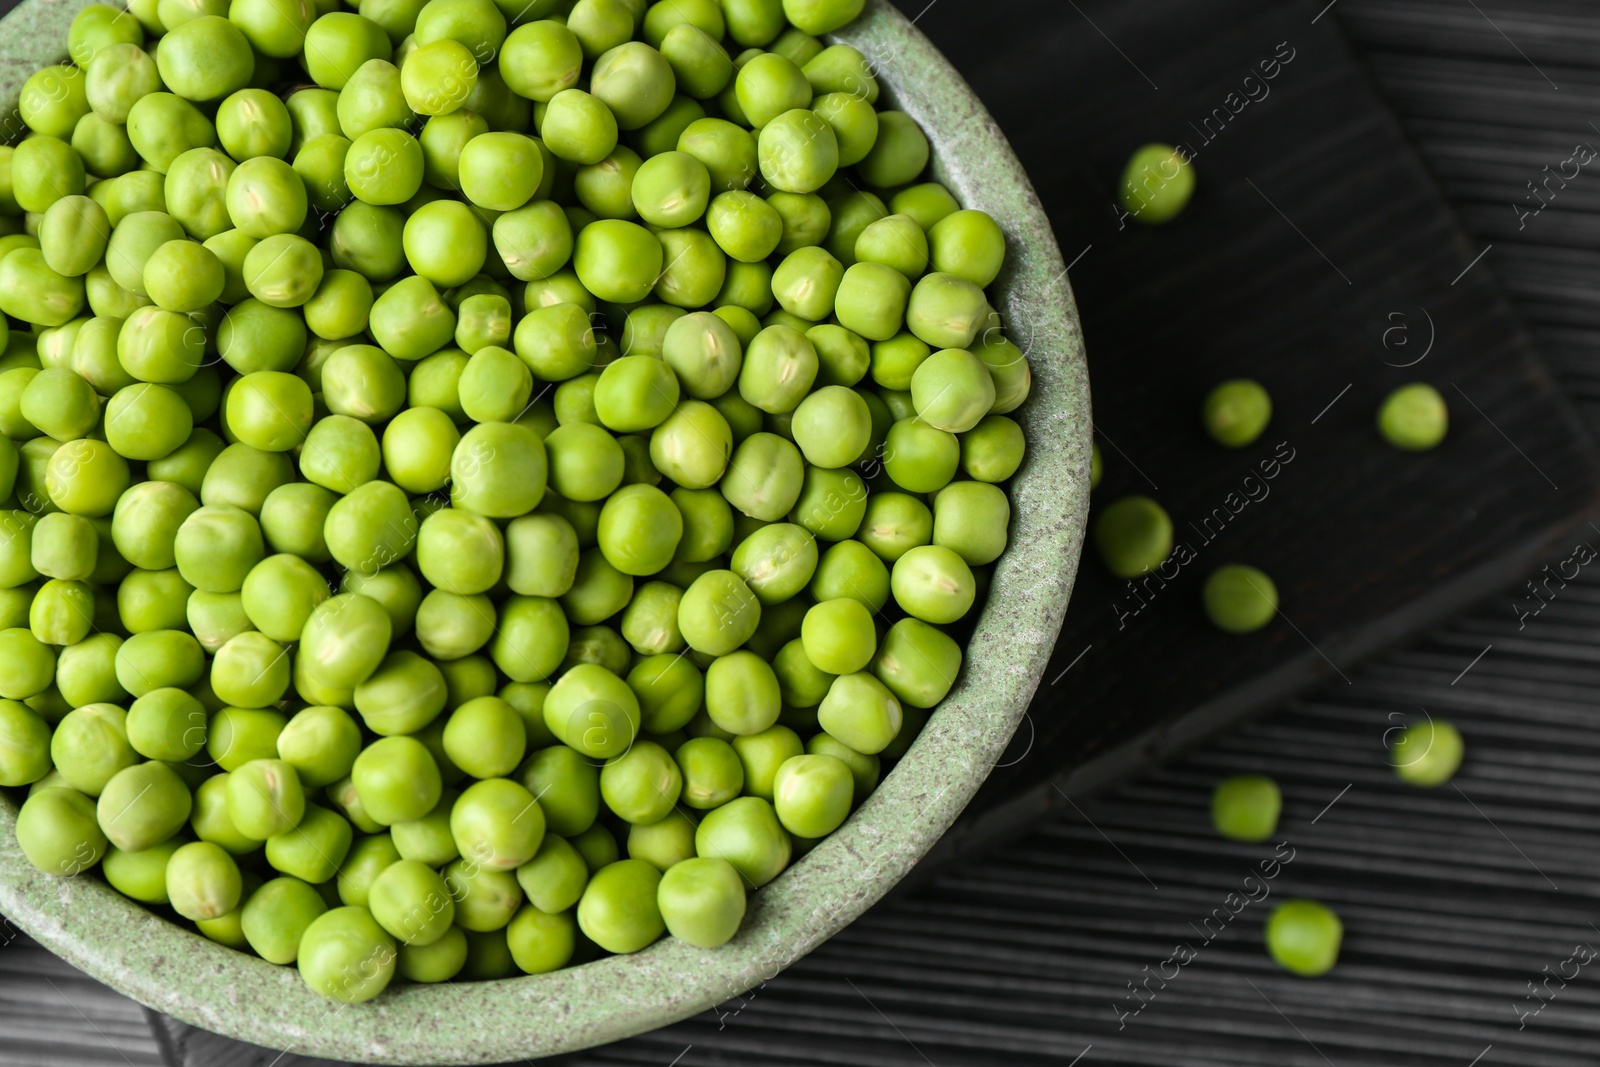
top-left (0, 0), bottom-right (1092, 1060)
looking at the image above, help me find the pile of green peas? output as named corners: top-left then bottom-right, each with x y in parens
top-left (0, 0), bottom-right (1032, 1003)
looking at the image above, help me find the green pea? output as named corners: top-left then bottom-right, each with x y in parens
top-left (167, 839), bottom-right (243, 920)
top-left (366, 858), bottom-right (455, 948)
top-left (1119, 142), bottom-right (1195, 224)
top-left (960, 414), bottom-right (1025, 483)
top-left (931, 480), bottom-right (1010, 567)
top-left (882, 417), bottom-right (957, 495)
top-left (344, 127), bottom-right (424, 205)
top-left (330, 201), bottom-right (406, 281)
top-left (103, 837), bottom-right (186, 905)
top-left (693, 794), bottom-right (788, 886)
top-left (871, 616), bottom-right (960, 710)
top-left (512, 833), bottom-right (587, 914)
top-left (296, 905), bottom-right (397, 1002)
top-left (155, 16), bottom-right (253, 101)
top-left (771, 751), bottom-right (850, 837)
top-left (0, 247), bottom-right (86, 327)
top-left (1390, 718), bottom-right (1464, 787)
top-left (275, 705), bottom-right (362, 790)
top-left (400, 199), bottom-right (486, 288)
top-left (297, 593), bottom-right (392, 691)
top-left (431, 698), bottom-right (519, 782)
top-left (398, 925), bottom-right (467, 982)
top-left (16, 785), bottom-right (107, 875)
top-left (515, 744), bottom-right (597, 839)
top-left (20, 65), bottom-right (91, 140)
top-left (576, 857), bottom-right (664, 952)
top-left (442, 856), bottom-right (522, 930)
top-left (85, 44), bottom-right (160, 125)
top-left (1209, 774), bottom-right (1282, 842)
top-left (224, 757), bottom-right (305, 839)
top-left (351, 735), bottom-right (442, 826)
top-left (1377, 382), bottom-right (1447, 451)
top-left (1093, 495), bottom-right (1172, 579)
top-left (0, 699), bottom-right (55, 786)
top-left (721, 431), bottom-right (804, 521)
top-left (499, 20), bottom-right (584, 102)
top-left (38, 196), bottom-right (111, 279)
top-left (542, 88), bottom-right (620, 166)
top-left (240, 876), bottom-right (327, 965)
top-left (1264, 899), bottom-right (1342, 977)
top-left (451, 421), bottom-right (549, 517)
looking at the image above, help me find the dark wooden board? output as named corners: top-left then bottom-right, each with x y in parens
top-left (920, 0), bottom-right (1600, 839)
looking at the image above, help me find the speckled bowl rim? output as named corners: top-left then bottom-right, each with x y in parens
top-left (0, 0), bottom-right (1090, 1060)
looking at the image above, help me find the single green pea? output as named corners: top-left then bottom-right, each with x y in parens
top-left (499, 19), bottom-right (584, 102)
top-left (1264, 899), bottom-right (1342, 978)
top-left (139, 241), bottom-right (224, 315)
top-left (738, 324), bottom-right (818, 415)
top-left (400, 39), bottom-right (478, 117)
top-left (16, 786), bottom-right (107, 875)
top-left (931, 481), bottom-right (1010, 567)
top-left (441, 856), bottom-right (523, 931)
top-left (38, 196), bottom-right (111, 279)
top-left (771, 752), bottom-right (851, 838)
top-left (398, 925), bottom-right (468, 982)
top-left (871, 617), bottom-right (961, 710)
top-left (1377, 382), bottom-right (1447, 451)
top-left (225, 757), bottom-right (305, 840)
top-left (961, 415), bottom-right (1025, 484)
top-left (673, 734), bottom-right (741, 809)
top-left (1200, 378), bottom-right (1273, 448)
top-left (1210, 775), bottom-right (1282, 842)
top-left (1202, 564), bottom-right (1278, 634)
top-left (85, 43), bottom-right (160, 125)
top-left (1390, 718), bottom-right (1464, 787)
top-left (693, 794), bottom-right (788, 886)
top-left (103, 837), bottom-right (187, 905)
top-left (173, 504), bottom-right (263, 594)
top-left (558, 547), bottom-right (632, 625)
top-left (273, 705), bottom-right (361, 790)
top-left (771, 637), bottom-right (832, 709)
top-left (542, 663), bottom-right (641, 759)
top-left (514, 832), bottom-right (589, 914)
top-left (1092, 495), bottom-right (1172, 579)
top-left (1120, 143), bottom-right (1195, 224)
top-left (889, 544), bottom-right (974, 624)
top-left (542, 88), bottom-right (620, 166)
top-left (296, 905), bottom-right (397, 1002)
top-left (447, 778), bottom-right (545, 876)
top-left (0, 699), bottom-right (55, 786)
top-left (369, 857), bottom-right (458, 947)
top-left (730, 521), bottom-right (817, 605)
top-left (0, 247), bottom-right (86, 328)
top-left (652, 855), bottom-right (743, 947)
top-left (816, 671), bottom-right (901, 756)
top-left (167, 839), bottom-right (243, 920)
top-left (702, 650), bottom-right (780, 737)
top-left (439, 696), bottom-right (526, 780)
top-left (626, 654), bottom-right (702, 737)
top-left (855, 492), bottom-right (931, 564)
top-left (720, 432), bottom-right (804, 522)
top-left (240, 876), bottom-right (327, 965)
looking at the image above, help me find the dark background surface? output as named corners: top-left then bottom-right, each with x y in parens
top-left (16, 0), bottom-right (1600, 1064)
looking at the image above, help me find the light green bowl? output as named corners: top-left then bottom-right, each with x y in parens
top-left (0, 0), bottom-right (1090, 1059)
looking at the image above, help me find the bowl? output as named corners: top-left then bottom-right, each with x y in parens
top-left (0, 0), bottom-right (1092, 1059)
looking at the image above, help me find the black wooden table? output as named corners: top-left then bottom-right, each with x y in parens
top-left (13, 1), bottom-right (1600, 1064)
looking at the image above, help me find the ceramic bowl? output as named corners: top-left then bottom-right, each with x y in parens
top-left (0, 0), bottom-right (1091, 1059)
